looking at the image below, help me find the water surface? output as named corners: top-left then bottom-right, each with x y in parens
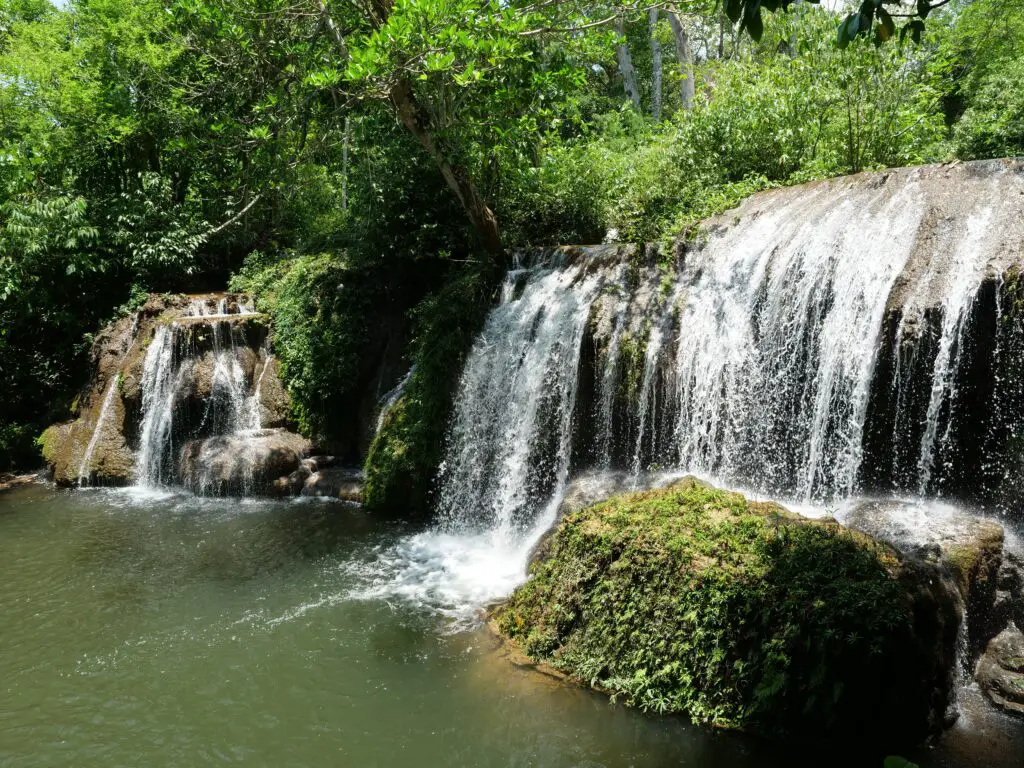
top-left (0, 485), bottom-right (1019, 767)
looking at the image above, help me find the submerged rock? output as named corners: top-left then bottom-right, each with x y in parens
top-left (498, 478), bottom-right (963, 747)
top-left (300, 467), bottom-right (364, 502)
top-left (976, 625), bottom-right (1024, 718)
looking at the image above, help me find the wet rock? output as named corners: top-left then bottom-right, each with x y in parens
top-left (993, 552), bottom-right (1024, 631)
top-left (255, 356), bottom-right (290, 429)
top-left (302, 455), bottom-right (338, 473)
top-left (840, 499), bottom-right (1004, 654)
top-left (180, 429), bottom-right (311, 495)
top-left (301, 467), bottom-right (364, 502)
top-left (976, 625), bottom-right (1024, 718)
top-left (270, 465), bottom-right (312, 497)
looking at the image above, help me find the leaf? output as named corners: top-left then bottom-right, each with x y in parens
top-left (876, 7), bottom-right (895, 42)
top-left (837, 13), bottom-right (858, 48)
top-left (742, 7), bottom-right (764, 42)
top-left (900, 18), bottom-right (926, 44)
top-left (917, 0), bottom-right (932, 19)
top-left (725, 0), bottom-right (744, 24)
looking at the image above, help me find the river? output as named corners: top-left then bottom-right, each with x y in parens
top-left (2, 484), bottom-right (1022, 767)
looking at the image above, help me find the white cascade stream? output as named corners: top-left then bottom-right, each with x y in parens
top-left (351, 164), bottom-right (1024, 629)
top-left (133, 297), bottom-right (271, 490)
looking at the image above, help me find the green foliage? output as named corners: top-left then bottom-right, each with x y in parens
top-left (498, 479), bottom-right (940, 743)
top-left (363, 264), bottom-right (500, 516)
top-left (726, 0), bottom-right (946, 47)
top-left (521, 9), bottom-right (946, 243)
top-left (229, 251), bottom-right (365, 443)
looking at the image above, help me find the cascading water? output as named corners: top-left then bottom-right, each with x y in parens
top-left (353, 161), bottom-right (1024, 626)
top-left (435, 251), bottom-right (610, 541)
top-left (133, 296), bottom-right (274, 492)
top-left (76, 375), bottom-right (122, 486)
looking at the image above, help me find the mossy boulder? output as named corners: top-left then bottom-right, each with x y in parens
top-left (496, 478), bottom-right (961, 746)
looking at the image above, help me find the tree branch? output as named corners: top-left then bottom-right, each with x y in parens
top-left (208, 195), bottom-right (263, 237)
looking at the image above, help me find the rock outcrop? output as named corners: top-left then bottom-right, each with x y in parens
top-left (976, 625), bottom-right (1024, 718)
top-left (498, 478), bottom-right (965, 747)
top-left (40, 293), bottom-right (314, 498)
top-left (839, 499), bottom-right (1005, 654)
top-left (180, 429), bottom-right (312, 496)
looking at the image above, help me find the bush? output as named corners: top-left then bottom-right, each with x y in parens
top-left (363, 264), bottom-right (500, 516)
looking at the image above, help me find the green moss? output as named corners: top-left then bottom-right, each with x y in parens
top-left (497, 478), bottom-right (943, 744)
top-left (37, 423), bottom-right (66, 466)
top-left (362, 265), bottom-right (500, 516)
top-left (617, 324), bottom-right (650, 403)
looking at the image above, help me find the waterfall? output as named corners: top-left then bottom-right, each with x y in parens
top-left (76, 375), bottom-right (121, 486)
top-left (915, 209), bottom-right (994, 494)
top-left (436, 252), bottom-right (611, 542)
top-left (352, 161), bottom-right (1024, 624)
top-left (133, 297), bottom-right (272, 490)
top-left (135, 324), bottom-right (178, 486)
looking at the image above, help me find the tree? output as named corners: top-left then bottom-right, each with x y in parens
top-left (726, 0), bottom-right (955, 46)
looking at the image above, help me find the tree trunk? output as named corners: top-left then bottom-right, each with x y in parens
top-left (648, 9), bottom-right (662, 121)
top-left (615, 18), bottom-right (641, 109)
top-left (323, 0), bottom-right (504, 257)
top-left (667, 11), bottom-right (694, 111)
top-left (390, 79), bottom-right (503, 256)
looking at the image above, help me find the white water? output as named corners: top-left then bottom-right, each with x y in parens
top-left (673, 180), bottom-right (924, 501)
top-left (435, 254), bottom-right (608, 541)
top-left (76, 375), bottom-right (121, 486)
top-left (916, 209), bottom-right (995, 494)
top-left (135, 324), bottom-right (178, 486)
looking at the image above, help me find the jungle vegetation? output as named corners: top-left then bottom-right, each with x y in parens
top-left (1, 0), bottom-right (1022, 470)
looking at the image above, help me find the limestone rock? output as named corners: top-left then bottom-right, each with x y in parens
top-left (256, 356), bottom-right (291, 429)
top-left (839, 499), bottom-right (1004, 654)
top-left (180, 429), bottom-right (311, 495)
top-left (976, 625), bottom-right (1024, 718)
top-left (301, 467), bottom-right (364, 502)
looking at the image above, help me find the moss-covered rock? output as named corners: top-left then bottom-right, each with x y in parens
top-left (496, 478), bottom-right (961, 746)
top-left (363, 266), bottom-right (499, 516)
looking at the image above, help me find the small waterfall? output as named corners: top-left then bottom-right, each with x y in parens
top-left (77, 375), bottom-right (121, 486)
top-left (135, 324), bottom-right (178, 486)
top-left (375, 365), bottom-right (414, 435)
top-left (133, 296), bottom-right (272, 491)
top-left (436, 252), bottom-right (611, 542)
top-left (593, 265), bottom-right (629, 469)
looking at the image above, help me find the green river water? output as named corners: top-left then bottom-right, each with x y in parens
top-left (2, 483), bottom-right (1021, 768)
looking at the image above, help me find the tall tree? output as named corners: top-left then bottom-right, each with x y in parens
top-left (667, 9), bottom-right (694, 110)
top-left (614, 16), bottom-right (641, 108)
